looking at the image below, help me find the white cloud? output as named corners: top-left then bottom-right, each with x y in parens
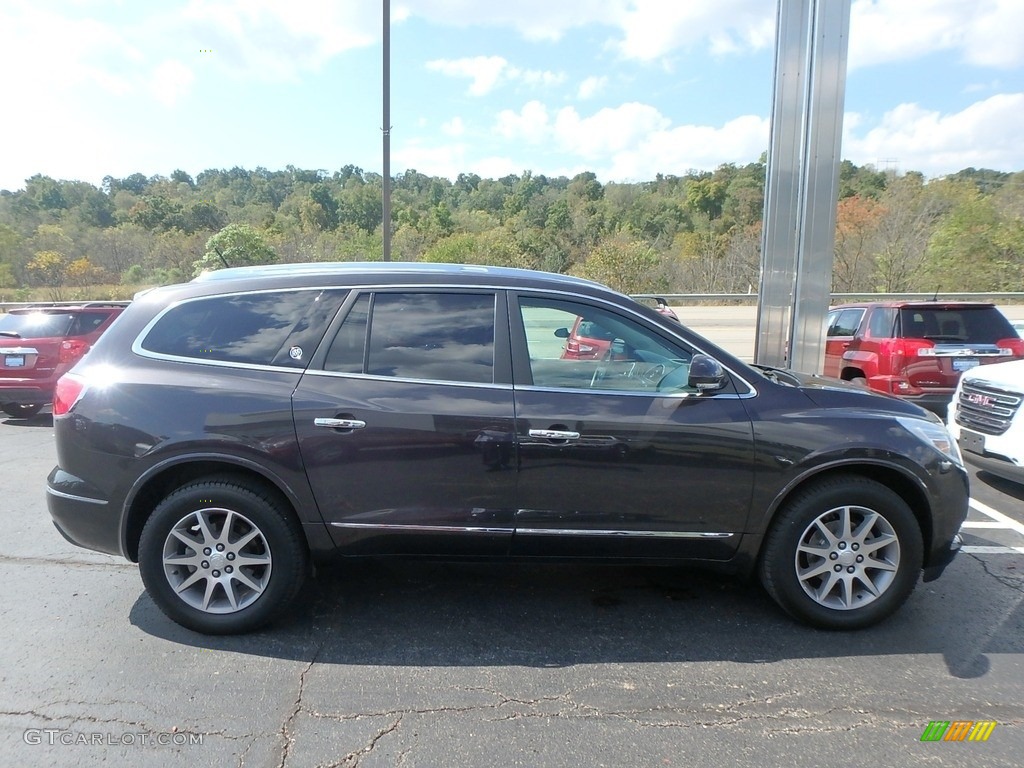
top-left (578, 76), bottom-right (609, 100)
top-left (843, 93), bottom-right (1024, 175)
top-left (427, 56), bottom-right (510, 96)
top-left (394, 141), bottom-right (468, 180)
top-left (492, 100), bottom-right (766, 181)
top-left (441, 117), bottom-right (466, 137)
top-left (177, 0), bottom-right (378, 81)
top-left (553, 103), bottom-right (672, 158)
top-left (151, 60), bottom-right (195, 108)
top-left (495, 101), bottom-right (550, 143)
top-left (611, 0), bottom-right (774, 61)
top-left (602, 114), bottom-right (769, 180)
top-left (396, 0), bottom-right (622, 42)
top-left (426, 57), bottom-right (564, 96)
top-left (849, 0), bottom-right (1024, 69)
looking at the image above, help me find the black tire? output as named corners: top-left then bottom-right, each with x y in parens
top-left (759, 475), bottom-right (923, 630)
top-left (848, 376), bottom-right (868, 388)
top-left (2, 403), bottom-right (43, 418)
top-left (138, 478), bottom-right (307, 634)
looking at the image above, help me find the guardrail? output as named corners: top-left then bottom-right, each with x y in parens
top-left (634, 292), bottom-right (1024, 304)
top-left (0, 300), bottom-right (131, 311)
top-left (5, 293), bottom-right (1024, 313)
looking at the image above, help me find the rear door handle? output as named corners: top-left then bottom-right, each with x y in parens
top-left (314, 417), bottom-right (367, 430)
top-left (528, 429), bottom-right (580, 440)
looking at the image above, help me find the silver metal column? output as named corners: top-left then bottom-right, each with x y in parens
top-left (756, 0), bottom-right (851, 372)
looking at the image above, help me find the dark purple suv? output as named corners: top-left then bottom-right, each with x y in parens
top-left (47, 263), bottom-right (968, 634)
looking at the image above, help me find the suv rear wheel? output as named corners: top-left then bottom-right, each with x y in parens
top-left (759, 476), bottom-right (923, 629)
top-left (139, 478), bottom-right (307, 634)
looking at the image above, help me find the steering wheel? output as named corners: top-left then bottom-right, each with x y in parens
top-left (640, 362), bottom-right (666, 387)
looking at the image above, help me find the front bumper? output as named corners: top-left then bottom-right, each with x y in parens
top-left (922, 533), bottom-right (963, 582)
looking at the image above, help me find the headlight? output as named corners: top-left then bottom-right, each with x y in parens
top-left (896, 416), bottom-right (964, 467)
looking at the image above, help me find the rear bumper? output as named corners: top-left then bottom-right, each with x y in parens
top-left (46, 467), bottom-right (124, 557)
top-left (0, 385), bottom-right (53, 405)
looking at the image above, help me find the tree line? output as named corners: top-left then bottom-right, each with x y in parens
top-left (1, 160), bottom-right (1022, 301)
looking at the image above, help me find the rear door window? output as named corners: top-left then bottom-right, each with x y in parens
top-left (323, 292), bottom-right (496, 384)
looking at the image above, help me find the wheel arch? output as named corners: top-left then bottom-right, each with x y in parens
top-left (121, 457), bottom-right (305, 563)
top-left (839, 366), bottom-right (867, 382)
top-left (759, 463), bottom-right (933, 561)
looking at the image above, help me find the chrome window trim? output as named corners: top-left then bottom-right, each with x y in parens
top-left (130, 282), bottom-right (759, 397)
top-left (511, 290), bottom-right (759, 398)
top-left (302, 368), bottom-right (514, 390)
top-left (512, 384), bottom-right (755, 400)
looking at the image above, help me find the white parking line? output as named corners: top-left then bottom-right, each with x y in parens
top-left (960, 498), bottom-right (1024, 555)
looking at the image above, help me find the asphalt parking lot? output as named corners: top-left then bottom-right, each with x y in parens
top-left (1, 403), bottom-right (1022, 767)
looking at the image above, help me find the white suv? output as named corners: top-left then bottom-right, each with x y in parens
top-left (948, 359), bottom-right (1024, 486)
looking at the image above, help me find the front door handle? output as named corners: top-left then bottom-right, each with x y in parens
top-left (314, 417), bottom-right (367, 430)
top-left (528, 429), bottom-right (580, 440)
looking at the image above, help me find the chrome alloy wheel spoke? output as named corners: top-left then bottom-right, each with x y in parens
top-left (161, 507), bottom-right (273, 615)
top-left (795, 505), bottom-right (900, 611)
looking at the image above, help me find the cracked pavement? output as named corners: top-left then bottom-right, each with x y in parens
top-left (2, 414), bottom-right (1024, 767)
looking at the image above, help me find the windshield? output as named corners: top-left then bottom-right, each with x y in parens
top-left (0, 312), bottom-right (75, 338)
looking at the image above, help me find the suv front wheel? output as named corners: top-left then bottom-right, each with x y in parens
top-left (759, 476), bottom-right (923, 629)
top-left (139, 478), bottom-right (308, 634)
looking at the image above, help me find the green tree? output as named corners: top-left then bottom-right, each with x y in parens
top-left (193, 223), bottom-right (277, 276)
top-left (571, 235), bottom-right (668, 294)
top-left (27, 249), bottom-right (69, 300)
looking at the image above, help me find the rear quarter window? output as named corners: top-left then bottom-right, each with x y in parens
top-left (140, 290), bottom-right (347, 367)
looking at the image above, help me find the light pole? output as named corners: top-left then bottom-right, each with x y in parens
top-left (382, 0), bottom-right (392, 261)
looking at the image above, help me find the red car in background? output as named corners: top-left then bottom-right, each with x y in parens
top-left (0, 302), bottom-right (128, 418)
top-left (563, 298), bottom-right (680, 360)
top-left (823, 301), bottom-right (1024, 413)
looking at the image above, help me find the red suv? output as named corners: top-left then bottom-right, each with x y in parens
top-left (0, 302), bottom-right (128, 418)
top-left (824, 301), bottom-right (1024, 412)
top-left (562, 298), bottom-right (680, 360)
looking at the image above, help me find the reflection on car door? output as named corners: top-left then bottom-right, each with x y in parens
top-left (292, 290), bottom-right (517, 557)
top-left (508, 294), bottom-right (755, 560)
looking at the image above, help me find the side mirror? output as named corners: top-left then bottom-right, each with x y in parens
top-left (610, 338), bottom-right (626, 356)
top-left (687, 354), bottom-right (727, 392)
top-left (554, 327), bottom-right (570, 339)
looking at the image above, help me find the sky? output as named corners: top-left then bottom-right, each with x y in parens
top-left (1, 0), bottom-right (1023, 193)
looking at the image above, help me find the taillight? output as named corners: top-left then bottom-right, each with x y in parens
top-left (997, 337), bottom-right (1024, 356)
top-left (53, 374), bottom-right (86, 416)
top-left (903, 339), bottom-right (936, 357)
top-left (59, 339), bottom-right (89, 365)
